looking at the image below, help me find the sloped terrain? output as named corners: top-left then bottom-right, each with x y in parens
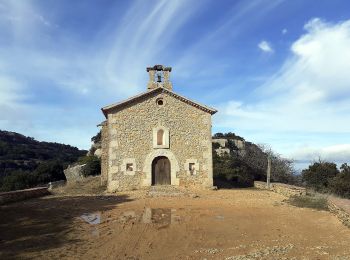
top-left (0, 130), bottom-right (86, 176)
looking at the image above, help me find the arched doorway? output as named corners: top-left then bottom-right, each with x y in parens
top-left (152, 156), bottom-right (171, 185)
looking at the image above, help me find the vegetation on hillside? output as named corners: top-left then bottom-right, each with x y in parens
top-left (302, 161), bottom-right (350, 199)
top-left (0, 130), bottom-right (87, 192)
top-left (77, 155), bottom-right (101, 177)
top-left (212, 132), bottom-right (298, 187)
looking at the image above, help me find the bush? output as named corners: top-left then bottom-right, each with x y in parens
top-left (329, 163), bottom-right (350, 198)
top-left (1, 170), bottom-right (37, 191)
top-left (0, 160), bottom-right (66, 192)
top-left (34, 160), bottom-right (65, 183)
top-left (302, 161), bottom-right (339, 192)
top-left (213, 149), bottom-right (255, 187)
top-left (78, 156), bottom-right (101, 177)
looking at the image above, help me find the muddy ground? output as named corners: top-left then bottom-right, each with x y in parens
top-left (1, 187), bottom-right (350, 260)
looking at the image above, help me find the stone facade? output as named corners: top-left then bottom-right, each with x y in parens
top-left (100, 65), bottom-right (217, 192)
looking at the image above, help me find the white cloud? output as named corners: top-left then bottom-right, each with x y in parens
top-left (0, 0), bottom-right (201, 149)
top-left (282, 28), bottom-right (287, 34)
top-left (216, 18), bottom-right (350, 161)
top-left (258, 40), bottom-right (273, 52)
top-left (291, 144), bottom-right (350, 162)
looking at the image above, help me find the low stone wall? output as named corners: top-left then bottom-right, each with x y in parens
top-left (254, 181), bottom-right (306, 197)
top-left (48, 180), bottom-right (66, 190)
top-left (328, 198), bottom-right (350, 228)
top-left (0, 187), bottom-right (50, 205)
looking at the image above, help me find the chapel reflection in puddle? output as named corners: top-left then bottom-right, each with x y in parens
top-left (142, 208), bottom-right (180, 226)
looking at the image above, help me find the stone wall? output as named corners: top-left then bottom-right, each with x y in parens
top-left (328, 197), bottom-right (350, 228)
top-left (101, 120), bottom-right (109, 186)
top-left (103, 89), bottom-right (213, 192)
top-left (0, 187), bottom-right (49, 205)
top-left (254, 181), bottom-right (306, 197)
top-left (48, 180), bottom-right (66, 190)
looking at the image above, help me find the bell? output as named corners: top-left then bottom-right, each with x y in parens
top-left (157, 74), bottom-right (162, 83)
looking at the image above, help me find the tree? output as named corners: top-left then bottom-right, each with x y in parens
top-left (78, 156), bottom-right (101, 177)
top-left (329, 163), bottom-right (350, 198)
top-left (259, 144), bottom-right (297, 184)
top-left (34, 160), bottom-right (65, 184)
top-left (302, 161), bottom-right (339, 192)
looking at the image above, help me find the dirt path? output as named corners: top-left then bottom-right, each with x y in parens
top-left (1, 188), bottom-right (350, 259)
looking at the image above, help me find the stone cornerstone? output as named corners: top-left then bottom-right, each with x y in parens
top-left (99, 65), bottom-right (217, 192)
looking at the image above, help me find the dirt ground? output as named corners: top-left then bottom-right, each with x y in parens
top-left (1, 187), bottom-right (350, 260)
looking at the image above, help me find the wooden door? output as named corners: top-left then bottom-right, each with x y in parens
top-left (152, 156), bottom-right (171, 185)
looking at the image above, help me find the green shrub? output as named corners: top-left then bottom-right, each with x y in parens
top-left (78, 156), bottom-right (101, 177)
top-left (34, 160), bottom-right (65, 183)
top-left (302, 161), bottom-right (339, 192)
top-left (329, 163), bottom-right (350, 199)
top-left (0, 160), bottom-right (65, 192)
top-left (1, 170), bottom-right (36, 191)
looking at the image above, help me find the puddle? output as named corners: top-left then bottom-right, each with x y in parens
top-left (80, 212), bottom-right (102, 237)
top-left (142, 208), bottom-right (180, 226)
top-left (81, 212), bottom-right (101, 225)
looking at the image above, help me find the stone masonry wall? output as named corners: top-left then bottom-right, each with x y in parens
top-left (100, 121), bottom-right (109, 186)
top-left (254, 181), bottom-right (306, 197)
top-left (103, 90), bottom-right (213, 192)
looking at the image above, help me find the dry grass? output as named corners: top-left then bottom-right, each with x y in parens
top-left (285, 194), bottom-right (329, 211)
top-left (52, 176), bottom-right (106, 196)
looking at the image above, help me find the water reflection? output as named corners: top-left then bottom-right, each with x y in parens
top-left (81, 212), bottom-right (101, 225)
top-left (80, 212), bottom-right (102, 237)
top-left (142, 208), bottom-right (180, 226)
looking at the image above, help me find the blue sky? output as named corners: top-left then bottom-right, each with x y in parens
top-left (1, 0), bottom-right (350, 167)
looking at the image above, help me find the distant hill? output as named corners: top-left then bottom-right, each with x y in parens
top-left (0, 130), bottom-right (87, 191)
top-left (212, 132), bottom-right (298, 187)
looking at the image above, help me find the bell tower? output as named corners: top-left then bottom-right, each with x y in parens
top-left (146, 65), bottom-right (172, 91)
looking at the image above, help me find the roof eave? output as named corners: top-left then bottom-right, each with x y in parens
top-left (101, 87), bottom-right (217, 117)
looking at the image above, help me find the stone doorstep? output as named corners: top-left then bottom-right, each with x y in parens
top-left (146, 185), bottom-right (198, 198)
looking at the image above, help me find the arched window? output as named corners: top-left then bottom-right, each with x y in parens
top-left (153, 127), bottom-right (169, 149)
top-left (157, 129), bottom-right (164, 145)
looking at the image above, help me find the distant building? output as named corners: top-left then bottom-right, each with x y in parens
top-left (100, 65), bottom-right (217, 192)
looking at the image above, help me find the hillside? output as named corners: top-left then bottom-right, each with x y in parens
top-left (212, 132), bottom-right (298, 187)
top-left (0, 130), bottom-right (87, 191)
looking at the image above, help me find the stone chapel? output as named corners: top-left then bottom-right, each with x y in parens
top-left (100, 65), bottom-right (217, 192)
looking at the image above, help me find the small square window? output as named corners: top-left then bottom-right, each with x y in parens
top-left (126, 163), bottom-right (133, 171)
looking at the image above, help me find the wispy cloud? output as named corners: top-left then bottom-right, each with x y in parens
top-left (0, 0), bottom-right (203, 148)
top-left (216, 18), bottom-right (350, 162)
top-left (258, 40), bottom-right (274, 52)
top-left (291, 144), bottom-right (350, 162)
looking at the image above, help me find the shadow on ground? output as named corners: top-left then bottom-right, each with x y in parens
top-left (214, 179), bottom-right (256, 190)
top-left (0, 194), bottom-right (132, 259)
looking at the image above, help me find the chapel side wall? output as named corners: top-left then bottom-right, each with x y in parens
top-left (106, 91), bottom-right (213, 191)
top-left (100, 122), bottom-right (109, 186)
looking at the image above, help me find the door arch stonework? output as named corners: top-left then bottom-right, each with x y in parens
top-left (143, 149), bottom-right (180, 186)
